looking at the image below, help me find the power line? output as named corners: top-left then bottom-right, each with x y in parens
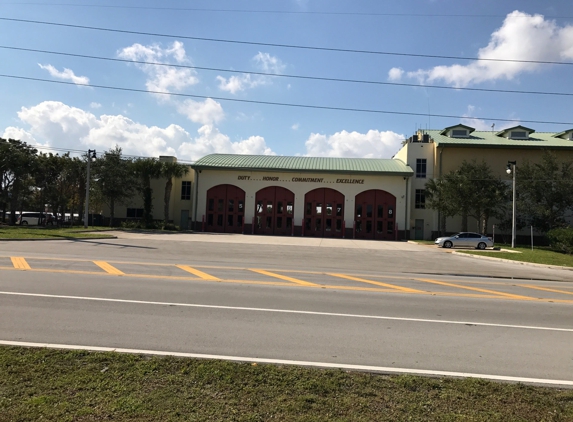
top-left (4, 45), bottom-right (573, 98)
top-left (1, 17), bottom-right (572, 66)
top-left (3, 3), bottom-right (572, 19)
top-left (2, 73), bottom-right (572, 126)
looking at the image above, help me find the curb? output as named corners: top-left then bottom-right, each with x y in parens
top-left (452, 251), bottom-right (573, 272)
top-left (0, 236), bottom-right (118, 242)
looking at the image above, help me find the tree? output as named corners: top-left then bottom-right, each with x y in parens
top-left (426, 160), bottom-right (508, 235)
top-left (161, 162), bottom-right (189, 223)
top-left (132, 158), bottom-right (162, 228)
top-left (516, 152), bottom-right (573, 232)
top-left (0, 138), bottom-right (38, 225)
top-left (92, 147), bottom-right (136, 227)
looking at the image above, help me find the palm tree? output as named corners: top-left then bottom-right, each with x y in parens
top-left (161, 162), bottom-right (190, 224)
top-left (132, 158), bottom-right (162, 228)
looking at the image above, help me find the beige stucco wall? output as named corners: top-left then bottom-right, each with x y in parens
top-left (193, 169), bottom-right (410, 233)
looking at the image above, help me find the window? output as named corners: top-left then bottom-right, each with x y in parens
top-left (451, 129), bottom-right (468, 137)
top-left (181, 181), bottom-right (191, 200)
top-left (415, 189), bottom-right (426, 209)
top-left (416, 159), bottom-right (427, 178)
top-left (126, 208), bottom-right (143, 218)
top-left (510, 131), bottom-right (527, 139)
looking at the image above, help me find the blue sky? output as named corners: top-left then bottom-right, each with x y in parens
top-left (1, 0), bottom-right (572, 162)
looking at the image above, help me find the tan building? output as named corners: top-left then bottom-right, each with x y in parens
top-left (100, 124), bottom-right (573, 240)
top-left (394, 124), bottom-right (573, 240)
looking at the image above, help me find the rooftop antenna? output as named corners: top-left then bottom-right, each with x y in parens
top-left (491, 123), bottom-right (495, 133)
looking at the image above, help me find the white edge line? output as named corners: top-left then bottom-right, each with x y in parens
top-left (1, 290), bottom-right (572, 333)
top-left (0, 340), bottom-right (571, 387)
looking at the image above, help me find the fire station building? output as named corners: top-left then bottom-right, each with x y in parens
top-left (190, 154), bottom-right (413, 240)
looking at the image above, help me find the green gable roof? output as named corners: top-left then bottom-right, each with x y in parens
top-left (192, 154), bottom-right (413, 176)
top-left (428, 130), bottom-right (573, 149)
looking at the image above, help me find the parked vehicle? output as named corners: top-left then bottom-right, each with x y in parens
top-left (16, 212), bottom-right (55, 226)
top-left (434, 232), bottom-right (494, 249)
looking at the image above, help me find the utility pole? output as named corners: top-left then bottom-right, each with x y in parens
top-left (84, 150), bottom-right (96, 229)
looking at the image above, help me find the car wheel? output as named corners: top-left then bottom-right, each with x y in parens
top-left (443, 241), bottom-right (452, 248)
top-left (477, 242), bottom-right (487, 250)
top-left (21, 221), bottom-right (28, 226)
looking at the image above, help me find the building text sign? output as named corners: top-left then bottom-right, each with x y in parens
top-left (237, 175), bottom-right (364, 184)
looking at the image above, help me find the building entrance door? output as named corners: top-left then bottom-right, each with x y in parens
top-left (304, 188), bottom-right (344, 238)
top-left (254, 186), bottom-right (294, 236)
top-left (354, 189), bottom-right (396, 240)
top-left (180, 209), bottom-right (189, 231)
top-left (205, 184), bottom-right (245, 233)
top-left (415, 219), bottom-right (424, 240)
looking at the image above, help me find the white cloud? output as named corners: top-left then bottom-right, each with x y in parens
top-left (38, 64), bottom-right (89, 85)
top-left (388, 67), bottom-right (404, 81)
top-left (217, 52), bottom-right (285, 94)
top-left (292, 123), bottom-right (300, 130)
top-left (400, 11), bottom-right (573, 87)
top-left (90, 102), bottom-right (102, 109)
top-left (177, 98), bottom-right (224, 125)
top-left (178, 125), bottom-right (276, 161)
top-left (117, 41), bottom-right (199, 95)
top-left (4, 101), bottom-right (275, 161)
top-left (304, 130), bottom-right (405, 158)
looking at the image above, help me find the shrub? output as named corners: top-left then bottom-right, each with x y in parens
top-left (547, 227), bottom-right (573, 254)
top-left (161, 223), bottom-right (179, 231)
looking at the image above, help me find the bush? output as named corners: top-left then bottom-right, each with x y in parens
top-left (161, 223), bottom-right (179, 231)
top-left (547, 227), bottom-right (573, 254)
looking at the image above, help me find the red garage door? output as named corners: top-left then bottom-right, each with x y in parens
top-left (205, 185), bottom-right (245, 234)
top-left (354, 189), bottom-right (396, 240)
top-left (255, 186), bottom-right (295, 236)
top-left (304, 188), bottom-right (344, 238)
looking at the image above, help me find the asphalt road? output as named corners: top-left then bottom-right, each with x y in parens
top-left (1, 233), bottom-right (572, 386)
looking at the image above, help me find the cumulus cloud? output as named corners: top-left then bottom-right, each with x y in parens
top-left (117, 41), bottom-right (199, 94)
top-left (177, 98), bottom-right (225, 125)
top-left (399, 11), bottom-right (573, 87)
top-left (304, 130), bottom-right (405, 158)
top-left (217, 52), bottom-right (285, 94)
top-left (178, 125), bottom-right (275, 161)
top-left (388, 67), bottom-right (404, 81)
top-left (4, 101), bottom-right (275, 161)
top-left (38, 64), bottom-right (89, 85)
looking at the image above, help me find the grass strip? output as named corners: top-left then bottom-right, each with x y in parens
top-left (459, 247), bottom-right (573, 268)
top-left (1, 346), bottom-right (572, 421)
top-left (0, 227), bottom-right (115, 240)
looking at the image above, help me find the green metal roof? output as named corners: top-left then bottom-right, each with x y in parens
top-left (428, 130), bottom-right (573, 149)
top-left (192, 154), bottom-right (413, 175)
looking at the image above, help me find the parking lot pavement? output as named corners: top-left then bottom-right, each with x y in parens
top-left (105, 231), bottom-right (432, 251)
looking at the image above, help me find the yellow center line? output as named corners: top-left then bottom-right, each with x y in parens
top-left (519, 285), bottom-right (573, 296)
top-left (328, 273), bottom-right (423, 293)
top-left (176, 265), bottom-right (220, 281)
top-left (249, 269), bottom-right (318, 286)
top-left (10, 257), bottom-right (31, 270)
top-left (415, 278), bottom-right (535, 300)
top-left (93, 261), bottom-right (125, 275)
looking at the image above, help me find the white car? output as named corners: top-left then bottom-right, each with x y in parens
top-left (435, 232), bottom-right (494, 249)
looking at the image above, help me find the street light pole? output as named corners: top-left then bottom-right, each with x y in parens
top-left (506, 161), bottom-right (517, 248)
top-left (84, 150), bottom-right (96, 229)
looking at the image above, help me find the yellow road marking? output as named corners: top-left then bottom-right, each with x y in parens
top-left (11, 257), bottom-right (31, 270)
top-left (328, 273), bottom-right (423, 293)
top-left (93, 261), bottom-right (125, 275)
top-left (519, 285), bottom-right (573, 296)
top-left (176, 265), bottom-right (220, 281)
top-left (249, 269), bottom-right (318, 286)
top-left (415, 278), bottom-right (534, 300)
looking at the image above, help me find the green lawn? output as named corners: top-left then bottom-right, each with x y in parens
top-left (460, 246), bottom-right (573, 268)
top-left (0, 226), bottom-right (116, 240)
top-left (1, 347), bottom-right (572, 421)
